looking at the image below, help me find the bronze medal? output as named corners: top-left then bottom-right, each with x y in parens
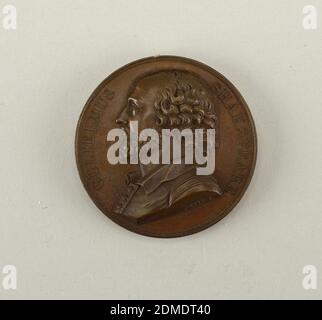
top-left (75, 56), bottom-right (257, 237)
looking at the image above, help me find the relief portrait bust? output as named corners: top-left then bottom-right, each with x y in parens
top-left (113, 71), bottom-right (222, 223)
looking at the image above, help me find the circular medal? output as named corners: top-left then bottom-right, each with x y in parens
top-left (75, 56), bottom-right (257, 237)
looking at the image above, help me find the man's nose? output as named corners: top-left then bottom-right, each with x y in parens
top-left (116, 118), bottom-right (128, 125)
top-left (116, 108), bottom-right (128, 125)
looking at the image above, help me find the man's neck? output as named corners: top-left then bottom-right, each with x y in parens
top-left (139, 162), bottom-right (162, 178)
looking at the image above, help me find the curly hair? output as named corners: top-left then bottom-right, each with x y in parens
top-left (153, 81), bottom-right (217, 129)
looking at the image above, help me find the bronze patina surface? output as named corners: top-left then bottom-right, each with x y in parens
top-left (75, 56), bottom-right (257, 237)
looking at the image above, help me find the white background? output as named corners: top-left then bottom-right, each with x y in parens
top-left (0, 0), bottom-right (321, 299)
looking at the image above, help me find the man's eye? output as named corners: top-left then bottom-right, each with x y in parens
top-left (128, 99), bottom-right (140, 116)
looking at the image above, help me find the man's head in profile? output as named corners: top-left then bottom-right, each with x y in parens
top-left (114, 71), bottom-right (222, 222)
